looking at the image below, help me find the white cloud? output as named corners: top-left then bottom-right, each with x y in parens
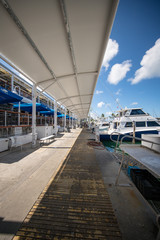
top-left (97, 101), bottom-right (105, 108)
top-left (102, 39), bottom-right (119, 70)
top-left (95, 90), bottom-right (103, 94)
top-left (130, 38), bottom-right (160, 84)
top-left (108, 60), bottom-right (132, 85)
top-left (115, 89), bottom-right (121, 95)
top-left (131, 102), bottom-right (138, 105)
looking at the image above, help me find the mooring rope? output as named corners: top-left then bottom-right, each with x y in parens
top-left (87, 141), bottom-right (105, 150)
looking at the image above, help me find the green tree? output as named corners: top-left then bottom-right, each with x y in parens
top-left (109, 113), bottom-right (116, 119)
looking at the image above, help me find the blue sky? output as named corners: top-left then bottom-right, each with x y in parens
top-left (91, 0), bottom-right (160, 119)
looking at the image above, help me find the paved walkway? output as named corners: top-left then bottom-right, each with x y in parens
top-left (12, 129), bottom-right (122, 240)
top-left (0, 128), bottom-right (158, 240)
top-left (0, 129), bottom-right (81, 240)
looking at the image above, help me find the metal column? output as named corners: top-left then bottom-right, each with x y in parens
top-left (32, 84), bottom-right (37, 147)
top-left (71, 113), bottom-right (73, 129)
top-left (69, 111), bottom-right (71, 128)
top-left (54, 101), bottom-right (57, 135)
top-left (11, 75), bottom-right (14, 92)
top-left (88, 114), bottom-right (91, 129)
top-left (4, 111), bottom-right (7, 126)
top-left (18, 102), bottom-right (20, 126)
top-left (64, 109), bottom-right (66, 129)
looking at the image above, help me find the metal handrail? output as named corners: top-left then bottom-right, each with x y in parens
top-left (110, 131), bottom-right (121, 143)
top-left (115, 133), bottom-right (160, 186)
top-left (113, 132), bottom-right (160, 238)
top-left (110, 131), bottom-right (122, 152)
top-left (120, 134), bottom-right (160, 147)
top-left (110, 132), bottom-right (160, 152)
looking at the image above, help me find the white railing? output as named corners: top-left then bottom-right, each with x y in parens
top-left (110, 132), bottom-right (160, 152)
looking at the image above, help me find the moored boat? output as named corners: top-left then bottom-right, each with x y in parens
top-left (100, 108), bottom-right (160, 141)
top-left (99, 122), bottom-right (110, 132)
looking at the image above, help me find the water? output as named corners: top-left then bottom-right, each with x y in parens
top-left (102, 141), bottom-right (119, 152)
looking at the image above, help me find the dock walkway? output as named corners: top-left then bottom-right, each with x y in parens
top-left (0, 129), bottom-right (81, 240)
top-left (13, 129), bottom-right (122, 240)
top-left (120, 144), bottom-right (160, 177)
top-left (0, 128), bottom-right (158, 240)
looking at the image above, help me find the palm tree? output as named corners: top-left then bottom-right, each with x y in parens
top-left (109, 113), bottom-right (116, 119)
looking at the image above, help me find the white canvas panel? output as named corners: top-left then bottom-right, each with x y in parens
top-left (66, 0), bottom-right (115, 72)
top-left (7, 0), bottom-right (74, 77)
top-left (0, 6), bottom-right (52, 82)
top-left (78, 75), bottom-right (96, 95)
top-left (0, 0), bottom-right (118, 118)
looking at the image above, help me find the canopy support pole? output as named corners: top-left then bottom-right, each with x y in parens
top-left (71, 113), bottom-right (73, 129)
top-left (69, 111), bottom-right (71, 128)
top-left (88, 113), bottom-right (91, 129)
top-left (64, 109), bottom-right (66, 129)
top-left (11, 75), bottom-right (14, 92)
top-left (54, 101), bottom-right (57, 135)
top-left (18, 102), bottom-right (20, 126)
top-left (32, 84), bottom-right (37, 147)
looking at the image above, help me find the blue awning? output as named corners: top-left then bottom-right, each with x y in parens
top-left (57, 114), bottom-right (65, 118)
top-left (40, 110), bottom-right (61, 116)
top-left (13, 103), bottom-right (51, 113)
top-left (58, 114), bottom-right (71, 119)
top-left (40, 109), bottom-right (54, 116)
top-left (0, 86), bottom-right (23, 104)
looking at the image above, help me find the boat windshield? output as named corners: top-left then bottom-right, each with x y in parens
top-left (130, 109), bottom-right (146, 115)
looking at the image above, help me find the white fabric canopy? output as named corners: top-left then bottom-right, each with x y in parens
top-left (0, 0), bottom-right (118, 118)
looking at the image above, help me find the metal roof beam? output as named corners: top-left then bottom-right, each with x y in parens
top-left (36, 71), bottom-right (98, 86)
top-left (59, 0), bottom-right (84, 115)
top-left (58, 94), bottom-right (93, 102)
top-left (67, 103), bottom-right (90, 109)
top-left (0, 0), bottom-right (56, 80)
top-left (0, 1), bottom-right (82, 116)
top-left (71, 107), bottom-right (89, 111)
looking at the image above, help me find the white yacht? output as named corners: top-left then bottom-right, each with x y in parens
top-left (100, 108), bottom-right (160, 141)
top-left (99, 122), bottom-right (110, 132)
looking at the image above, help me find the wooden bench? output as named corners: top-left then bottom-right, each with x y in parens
top-left (40, 135), bottom-right (55, 145)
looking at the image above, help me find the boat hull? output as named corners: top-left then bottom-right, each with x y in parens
top-left (100, 130), bottom-right (159, 141)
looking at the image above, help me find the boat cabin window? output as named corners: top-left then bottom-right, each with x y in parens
top-left (113, 122), bottom-right (118, 129)
top-left (102, 123), bottom-right (109, 126)
top-left (136, 121), bottom-right (146, 127)
top-left (125, 122), bottom-right (132, 127)
top-left (130, 109), bottom-right (146, 115)
top-left (147, 121), bottom-right (160, 127)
